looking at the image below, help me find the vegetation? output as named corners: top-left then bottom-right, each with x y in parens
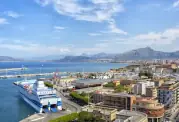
top-left (49, 113), bottom-right (78, 122)
top-left (76, 73), bottom-right (83, 78)
top-left (44, 82), bottom-right (53, 88)
top-left (50, 112), bottom-right (105, 122)
top-left (87, 73), bottom-right (97, 79)
top-left (70, 91), bottom-right (89, 105)
top-left (115, 85), bottom-right (131, 93)
top-left (139, 71), bottom-right (153, 78)
top-left (77, 111), bottom-right (104, 122)
top-left (103, 82), bottom-right (115, 87)
top-left (173, 69), bottom-right (177, 73)
top-left (103, 82), bottom-right (131, 93)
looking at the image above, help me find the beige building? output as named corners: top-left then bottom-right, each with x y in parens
top-left (133, 97), bottom-right (165, 122)
top-left (103, 93), bottom-right (136, 111)
top-left (146, 86), bottom-right (157, 98)
top-left (115, 110), bottom-right (148, 122)
top-left (82, 105), bottom-right (117, 122)
top-left (153, 79), bottom-right (164, 87)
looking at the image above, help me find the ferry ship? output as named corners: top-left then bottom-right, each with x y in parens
top-left (14, 79), bottom-right (62, 113)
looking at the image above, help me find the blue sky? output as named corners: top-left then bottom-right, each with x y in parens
top-left (0, 0), bottom-right (179, 57)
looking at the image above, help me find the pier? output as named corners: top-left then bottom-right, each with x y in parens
top-left (0, 72), bottom-right (55, 79)
top-left (0, 68), bottom-right (23, 72)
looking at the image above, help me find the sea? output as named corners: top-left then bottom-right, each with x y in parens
top-left (0, 62), bottom-right (127, 122)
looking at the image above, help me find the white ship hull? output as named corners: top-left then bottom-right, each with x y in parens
top-left (20, 93), bottom-right (42, 112)
top-left (15, 79), bottom-right (62, 113)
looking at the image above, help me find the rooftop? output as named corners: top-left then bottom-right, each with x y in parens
top-left (82, 105), bottom-right (117, 115)
top-left (103, 92), bottom-right (135, 98)
top-left (158, 81), bottom-right (179, 90)
top-left (74, 79), bottom-right (110, 85)
top-left (135, 97), bottom-right (164, 109)
top-left (117, 110), bottom-right (147, 122)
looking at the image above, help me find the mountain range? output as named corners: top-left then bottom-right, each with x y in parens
top-left (57, 47), bottom-right (179, 62)
top-left (1, 47), bottom-right (179, 61)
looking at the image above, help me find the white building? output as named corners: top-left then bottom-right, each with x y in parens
top-left (132, 81), bottom-right (155, 95)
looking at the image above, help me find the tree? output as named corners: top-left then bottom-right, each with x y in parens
top-left (103, 82), bottom-right (115, 87)
top-left (76, 73), bottom-right (83, 78)
top-left (44, 82), bottom-right (53, 88)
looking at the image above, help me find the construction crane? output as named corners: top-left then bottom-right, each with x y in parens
top-left (53, 69), bottom-right (61, 85)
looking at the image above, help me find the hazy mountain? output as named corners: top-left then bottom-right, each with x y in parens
top-left (0, 56), bottom-right (22, 61)
top-left (57, 47), bottom-right (179, 62)
top-left (31, 55), bottom-right (65, 60)
top-left (91, 52), bottom-right (116, 59)
top-left (57, 56), bottom-right (91, 62)
top-left (114, 47), bottom-right (179, 60)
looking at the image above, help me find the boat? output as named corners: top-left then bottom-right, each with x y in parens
top-left (14, 79), bottom-right (62, 113)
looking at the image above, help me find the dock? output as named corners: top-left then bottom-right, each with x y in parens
top-left (20, 113), bottom-right (45, 122)
top-left (0, 72), bottom-right (54, 79)
top-left (0, 68), bottom-right (24, 72)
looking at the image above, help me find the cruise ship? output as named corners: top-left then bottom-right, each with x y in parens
top-left (14, 79), bottom-right (62, 113)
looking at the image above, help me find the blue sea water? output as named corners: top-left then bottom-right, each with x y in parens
top-left (0, 62), bottom-right (127, 122)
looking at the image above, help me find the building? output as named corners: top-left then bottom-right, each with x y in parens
top-left (153, 79), bottom-right (164, 87)
top-left (146, 86), bottom-right (157, 98)
top-left (91, 89), bottom-right (114, 104)
top-left (54, 77), bottom-right (77, 86)
top-left (133, 97), bottom-right (165, 122)
top-left (103, 93), bottom-right (136, 111)
top-left (132, 81), bottom-right (155, 95)
top-left (91, 91), bottom-right (104, 104)
top-left (115, 110), bottom-right (148, 122)
top-left (113, 80), bottom-right (120, 87)
top-left (82, 105), bottom-right (117, 122)
top-left (120, 80), bottom-right (134, 86)
top-left (158, 81), bottom-right (179, 109)
top-left (73, 79), bottom-right (110, 89)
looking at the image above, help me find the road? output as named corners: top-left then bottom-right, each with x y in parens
top-left (56, 90), bottom-right (82, 112)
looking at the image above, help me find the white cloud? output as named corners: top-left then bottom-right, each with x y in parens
top-left (111, 27), bottom-right (179, 46)
top-left (107, 19), bottom-right (127, 35)
top-left (4, 11), bottom-right (22, 18)
top-left (0, 18), bottom-right (8, 24)
top-left (95, 27), bottom-right (179, 47)
top-left (54, 26), bottom-right (66, 30)
top-left (35, 0), bottom-right (124, 22)
top-left (173, 0), bottom-right (179, 8)
top-left (88, 33), bottom-right (101, 36)
top-left (36, 0), bottom-right (127, 35)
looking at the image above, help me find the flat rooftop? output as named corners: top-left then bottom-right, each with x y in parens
top-left (158, 81), bottom-right (179, 90)
top-left (117, 110), bottom-right (147, 122)
top-left (82, 105), bottom-right (117, 115)
top-left (103, 92), bottom-right (135, 98)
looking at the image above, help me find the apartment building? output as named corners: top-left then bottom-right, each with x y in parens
top-left (133, 81), bottom-right (155, 95)
top-left (133, 97), bottom-right (165, 122)
top-left (158, 81), bottom-right (179, 109)
top-left (103, 93), bottom-right (136, 111)
top-left (146, 86), bottom-right (157, 98)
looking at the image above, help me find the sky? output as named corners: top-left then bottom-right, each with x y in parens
top-left (0, 0), bottom-right (179, 57)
